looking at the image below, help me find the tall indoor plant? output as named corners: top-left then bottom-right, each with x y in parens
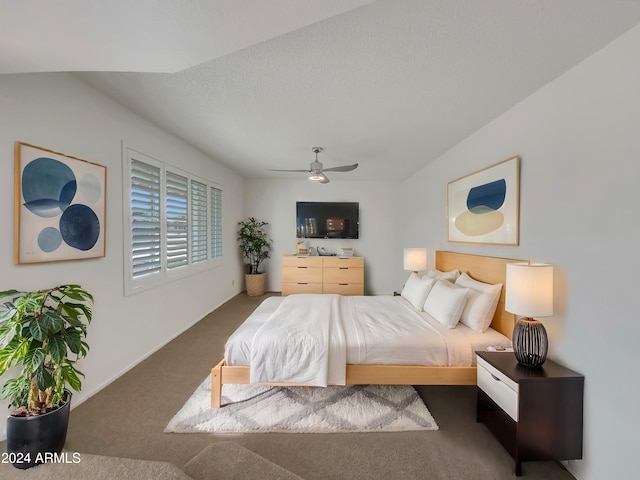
top-left (0, 284), bottom-right (93, 469)
top-left (238, 217), bottom-right (272, 296)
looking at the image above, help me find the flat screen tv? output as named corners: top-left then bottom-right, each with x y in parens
top-left (296, 202), bottom-right (359, 239)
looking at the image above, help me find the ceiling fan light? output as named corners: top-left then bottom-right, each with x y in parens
top-left (308, 173), bottom-right (324, 181)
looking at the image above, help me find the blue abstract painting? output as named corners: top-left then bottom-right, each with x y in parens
top-left (15, 143), bottom-right (106, 263)
top-left (447, 157), bottom-right (519, 245)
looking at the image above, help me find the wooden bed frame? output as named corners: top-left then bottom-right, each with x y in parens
top-left (211, 251), bottom-right (522, 408)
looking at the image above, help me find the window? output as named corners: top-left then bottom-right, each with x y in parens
top-left (191, 180), bottom-right (208, 264)
top-left (166, 171), bottom-right (188, 269)
top-left (211, 185), bottom-right (223, 260)
top-left (130, 158), bottom-right (161, 279)
top-left (124, 147), bottom-right (223, 295)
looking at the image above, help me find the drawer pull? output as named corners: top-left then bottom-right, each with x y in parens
top-left (297, 266), bottom-right (308, 269)
top-left (339, 283), bottom-right (349, 286)
top-left (297, 282), bottom-right (308, 285)
top-left (339, 267), bottom-right (348, 270)
top-left (491, 374), bottom-right (501, 382)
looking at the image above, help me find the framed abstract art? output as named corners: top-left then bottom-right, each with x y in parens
top-left (447, 156), bottom-right (520, 245)
top-left (14, 142), bottom-right (107, 264)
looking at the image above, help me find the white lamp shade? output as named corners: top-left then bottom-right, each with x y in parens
top-left (506, 263), bottom-right (554, 317)
top-left (404, 248), bottom-right (427, 272)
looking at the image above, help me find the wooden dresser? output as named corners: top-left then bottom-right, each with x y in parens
top-left (282, 255), bottom-right (364, 296)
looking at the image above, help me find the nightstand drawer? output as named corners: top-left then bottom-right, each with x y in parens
top-left (477, 357), bottom-right (519, 421)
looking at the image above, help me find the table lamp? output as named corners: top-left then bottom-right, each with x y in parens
top-left (404, 248), bottom-right (427, 274)
top-left (505, 262), bottom-right (554, 367)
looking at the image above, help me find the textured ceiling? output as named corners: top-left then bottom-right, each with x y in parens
top-left (5, 1), bottom-right (640, 182)
top-left (0, 0), bottom-right (374, 73)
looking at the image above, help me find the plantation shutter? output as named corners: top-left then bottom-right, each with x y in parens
top-left (210, 186), bottom-right (223, 259)
top-left (166, 171), bottom-right (188, 269)
top-left (191, 180), bottom-right (208, 263)
top-left (130, 159), bottom-right (162, 278)
top-left (124, 146), bottom-right (226, 296)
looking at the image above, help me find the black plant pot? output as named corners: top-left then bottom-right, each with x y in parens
top-left (6, 396), bottom-right (71, 469)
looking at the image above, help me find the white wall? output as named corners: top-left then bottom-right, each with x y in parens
top-left (0, 73), bottom-right (245, 438)
top-left (398, 25), bottom-right (640, 480)
top-left (244, 178), bottom-right (401, 295)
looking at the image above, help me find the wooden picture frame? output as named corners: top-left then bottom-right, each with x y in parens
top-left (14, 142), bottom-right (107, 264)
top-left (447, 156), bottom-right (520, 245)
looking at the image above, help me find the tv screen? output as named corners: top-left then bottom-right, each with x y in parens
top-left (296, 202), bottom-right (359, 239)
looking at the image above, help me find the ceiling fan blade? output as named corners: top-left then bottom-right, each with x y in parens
top-left (268, 149), bottom-right (349, 182)
top-left (322, 163), bottom-right (358, 172)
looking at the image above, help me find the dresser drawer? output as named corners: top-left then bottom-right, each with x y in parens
top-left (282, 256), bottom-right (323, 268)
top-left (282, 283), bottom-right (323, 296)
top-left (322, 256), bottom-right (364, 268)
top-left (323, 266), bottom-right (363, 284)
top-left (477, 356), bottom-right (519, 421)
top-left (322, 283), bottom-right (364, 296)
top-left (282, 266), bottom-right (323, 284)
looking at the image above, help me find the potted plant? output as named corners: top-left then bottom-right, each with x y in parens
top-left (0, 284), bottom-right (93, 469)
top-left (238, 217), bottom-right (272, 296)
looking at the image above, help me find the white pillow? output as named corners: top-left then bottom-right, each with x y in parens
top-left (426, 268), bottom-right (460, 283)
top-left (401, 273), bottom-right (436, 311)
top-left (455, 272), bottom-right (503, 333)
top-left (423, 280), bottom-right (469, 328)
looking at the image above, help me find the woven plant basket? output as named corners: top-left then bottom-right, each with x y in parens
top-left (245, 273), bottom-right (267, 296)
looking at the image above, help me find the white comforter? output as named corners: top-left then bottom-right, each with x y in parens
top-left (225, 295), bottom-right (512, 385)
top-left (250, 294), bottom-right (348, 386)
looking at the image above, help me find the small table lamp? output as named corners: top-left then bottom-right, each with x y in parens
top-left (404, 248), bottom-right (427, 274)
top-left (505, 262), bottom-right (554, 367)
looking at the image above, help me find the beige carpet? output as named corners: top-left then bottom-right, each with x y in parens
top-left (165, 378), bottom-right (438, 434)
top-left (0, 452), bottom-right (191, 480)
top-left (0, 443), bottom-right (304, 480)
top-left (183, 442), bottom-right (303, 480)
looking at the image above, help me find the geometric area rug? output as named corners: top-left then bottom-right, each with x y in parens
top-left (165, 376), bottom-right (438, 434)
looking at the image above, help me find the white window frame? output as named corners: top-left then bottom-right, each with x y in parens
top-left (123, 145), bottom-right (223, 296)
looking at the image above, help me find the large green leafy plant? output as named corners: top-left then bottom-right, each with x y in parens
top-left (238, 217), bottom-right (272, 274)
top-left (0, 284), bottom-right (93, 416)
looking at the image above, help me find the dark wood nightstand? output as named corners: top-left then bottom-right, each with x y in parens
top-left (476, 351), bottom-right (584, 476)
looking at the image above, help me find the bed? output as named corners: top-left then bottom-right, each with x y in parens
top-left (210, 251), bottom-right (521, 408)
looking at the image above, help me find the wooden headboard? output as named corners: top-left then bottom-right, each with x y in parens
top-left (435, 251), bottom-right (523, 339)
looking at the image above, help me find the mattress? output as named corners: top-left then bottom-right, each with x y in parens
top-left (224, 295), bottom-right (511, 368)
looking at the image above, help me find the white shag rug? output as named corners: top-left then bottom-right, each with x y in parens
top-left (165, 376), bottom-right (438, 434)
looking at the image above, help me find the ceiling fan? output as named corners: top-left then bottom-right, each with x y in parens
top-left (268, 147), bottom-right (358, 183)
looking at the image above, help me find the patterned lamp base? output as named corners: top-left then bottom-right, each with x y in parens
top-left (512, 317), bottom-right (548, 367)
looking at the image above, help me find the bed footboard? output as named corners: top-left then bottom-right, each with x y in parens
top-left (211, 359), bottom-right (254, 407)
top-left (211, 359), bottom-right (224, 408)
top-left (210, 360), bottom-right (477, 408)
